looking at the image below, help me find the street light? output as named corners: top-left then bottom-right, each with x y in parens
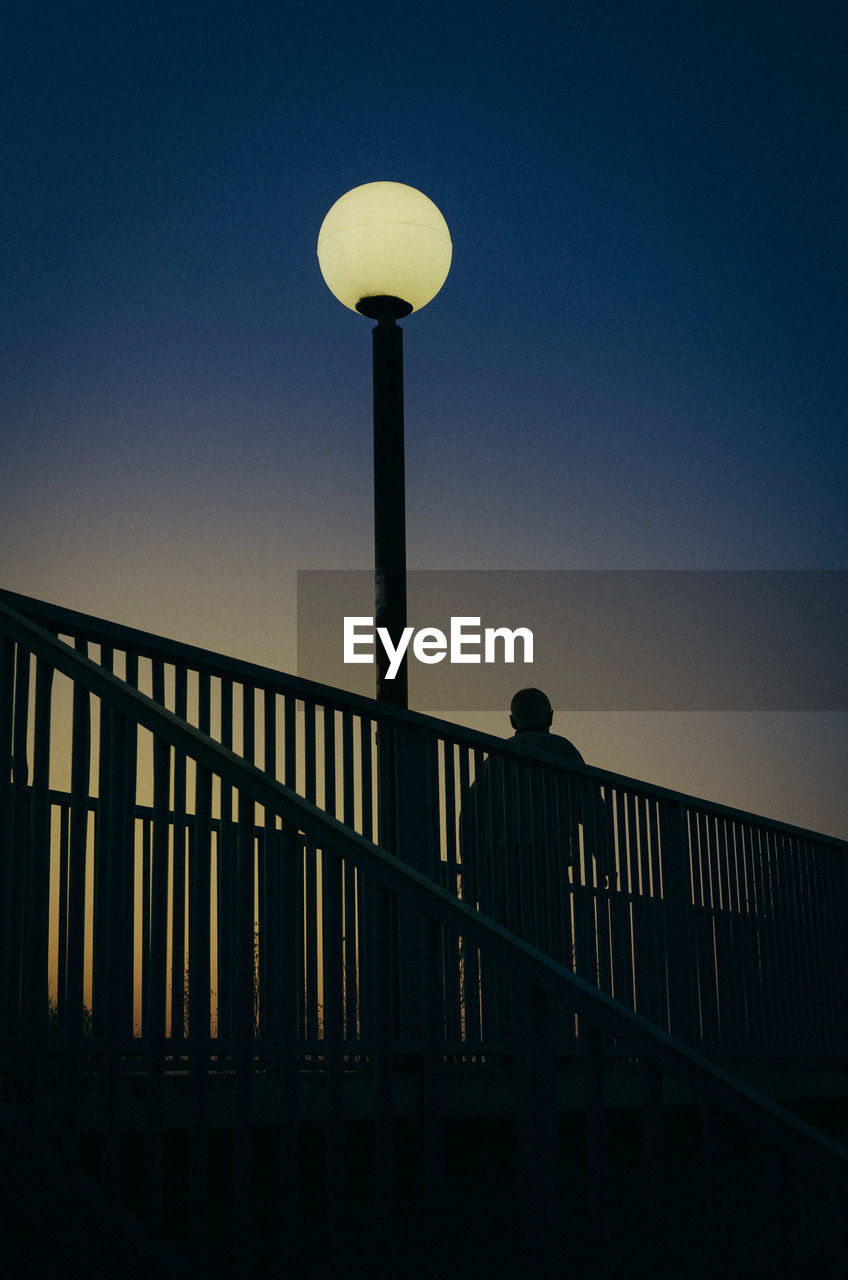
top-left (318, 181), bottom-right (452, 707)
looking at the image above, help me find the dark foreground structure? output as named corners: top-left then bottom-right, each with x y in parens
top-left (2, 589), bottom-right (847, 1278)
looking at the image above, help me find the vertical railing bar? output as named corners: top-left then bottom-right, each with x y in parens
top-left (764, 829), bottom-right (789, 1053)
top-left (473, 745), bottom-right (503, 1050)
top-left (295, 832), bottom-right (306, 1046)
top-left (304, 838), bottom-right (319, 1043)
top-left (778, 834), bottom-right (803, 1052)
top-left (780, 835), bottom-right (802, 1047)
top-left (341, 712), bottom-right (358, 1043)
top-left (442, 743), bottom-right (462, 1043)
top-left (92, 644), bottom-right (113, 1038)
top-left (756, 827), bottom-right (781, 1054)
top-left (140, 816), bottom-right (152, 1040)
top-left (633, 794), bottom-right (655, 1021)
top-left (101, 701), bottom-right (133, 1185)
top-left (817, 845), bottom-right (845, 1049)
top-left (243, 680), bottom-right (256, 765)
top-left (515, 759), bottom-right (535, 944)
top-left (341, 710), bottom-right (355, 828)
top-left (737, 819), bottom-right (755, 1034)
top-left (421, 909), bottom-right (446, 1247)
top-left (793, 836), bottom-right (813, 1045)
top-left (358, 716), bottom-right (374, 842)
top-left (146, 657), bottom-right (169, 1238)
top-left (189, 668), bottom-right (213, 1264)
top-left (551, 772), bottom-right (578, 1050)
top-left (611, 788), bottom-right (634, 1011)
top-left (528, 764), bottom-right (546, 950)
top-left (714, 815), bottom-right (737, 1044)
top-left (8, 646), bottom-right (32, 1039)
top-left (21, 657), bottom-right (54, 1124)
top-left (123, 650), bottom-right (139, 1041)
top-left (594, 784), bottom-right (614, 1005)
top-left (231, 781), bottom-right (255, 1270)
top-left (263, 686), bottom-right (277, 781)
top-left (692, 811), bottom-right (718, 1049)
top-left (809, 843), bottom-right (837, 1050)
top-left (217, 676), bottom-right (235, 1043)
top-left (620, 790), bottom-right (639, 1013)
top-left (304, 704), bottom-right (320, 1047)
top-left (723, 821), bottom-right (744, 1045)
top-left (442, 742), bottom-right (459, 900)
top-left (260, 688), bottom-right (278, 1041)
top-left (797, 839), bottom-right (822, 1050)
top-left (646, 798), bottom-right (667, 1021)
top-left (171, 665), bottom-right (189, 1045)
top-left (637, 788), bottom-right (655, 1018)
top-left (355, 718), bottom-right (374, 1046)
top-left (827, 841), bottom-right (848, 1050)
top-left (323, 704), bottom-right (336, 818)
top-left (276, 819), bottom-right (300, 1268)
top-left (499, 754), bottom-right (520, 938)
top-left (56, 802), bottom-right (71, 1028)
top-left (541, 767), bottom-right (560, 965)
top-left (304, 699), bottom-right (317, 806)
top-left (729, 821), bottom-right (753, 1045)
top-left (372, 878), bottom-right (396, 1275)
top-left (543, 767), bottom-right (560, 959)
top-left (745, 822), bottom-right (769, 1051)
top-left (685, 812), bottom-right (703, 1044)
top-left (589, 778), bottom-right (607, 998)
top-left (322, 841), bottom-right (345, 1271)
top-left (704, 813), bottom-right (726, 1047)
top-left (63, 640), bottom-right (91, 1153)
top-left (0, 636), bottom-right (16, 1039)
top-left (568, 773), bottom-right (590, 995)
top-left (460, 747), bottom-right (482, 1046)
top-left (283, 692), bottom-right (297, 791)
top-left (661, 802), bottom-right (694, 1043)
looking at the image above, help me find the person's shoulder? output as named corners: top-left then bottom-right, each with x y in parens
top-left (511, 731), bottom-right (584, 764)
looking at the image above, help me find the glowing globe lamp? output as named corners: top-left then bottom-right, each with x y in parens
top-left (317, 181), bottom-right (452, 319)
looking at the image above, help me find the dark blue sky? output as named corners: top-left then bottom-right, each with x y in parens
top-left (3, 1), bottom-right (846, 833)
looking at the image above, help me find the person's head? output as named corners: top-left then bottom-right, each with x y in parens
top-left (509, 688), bottom-right (553, 733)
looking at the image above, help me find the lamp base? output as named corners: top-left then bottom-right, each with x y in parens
top-left (356, 295), bottom-right (413, 321)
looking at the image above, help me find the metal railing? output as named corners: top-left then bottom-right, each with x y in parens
top-left (3, 587), bottom-right (846, 1062)
top-left (2, 594), bottom-right (847, 1278)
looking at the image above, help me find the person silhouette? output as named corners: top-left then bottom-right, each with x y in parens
top-left (457, 689), bottom-right (588, 1043)
top-left (459, 689), bottom-right (586, 923)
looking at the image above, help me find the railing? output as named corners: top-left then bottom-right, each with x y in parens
top-left (2, 588), bottom-right (846, 1062)
top-left (1, 595), bottom-right (847, 1278)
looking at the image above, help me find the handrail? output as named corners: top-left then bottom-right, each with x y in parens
top-left (4, 589), bottom-right (847, 1069)
top-left (3, 596), bottom-right (848, 1186)
top-left (3, 587), bottom-right (845, 846)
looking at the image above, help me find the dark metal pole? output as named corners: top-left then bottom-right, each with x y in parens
top-left (366, 299), bottom-right (411, 708)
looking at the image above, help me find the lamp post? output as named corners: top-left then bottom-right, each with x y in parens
top-left (317, 181), bottom-right (452, 707)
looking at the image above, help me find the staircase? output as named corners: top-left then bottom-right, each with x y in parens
top-left (2, 589), bottom-right (847, 1278)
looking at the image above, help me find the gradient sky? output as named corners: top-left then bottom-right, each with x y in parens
top-left (3, 1), bottom-right (846, 836)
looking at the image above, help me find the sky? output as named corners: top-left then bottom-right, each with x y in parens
top-left (2, 0), bottom-right (846, 837)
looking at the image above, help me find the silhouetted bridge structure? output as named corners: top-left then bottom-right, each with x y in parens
top-left (2, 589), bottom-right (847, 1278)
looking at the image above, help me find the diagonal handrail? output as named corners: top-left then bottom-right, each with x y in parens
top-left (3, 595), bottom-right (848, 1188)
